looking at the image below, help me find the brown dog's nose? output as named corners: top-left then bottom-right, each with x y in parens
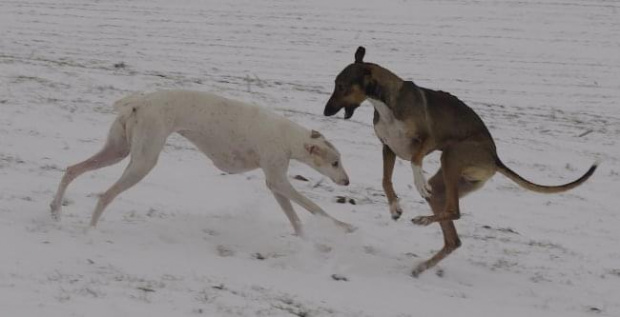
top-left (324, 102), bottom-right (340, 116)
top-left (324, 107), bottom-right (335, 116)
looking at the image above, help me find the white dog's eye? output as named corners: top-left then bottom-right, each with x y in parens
top-left (332, 161), bottom-right (339, 168)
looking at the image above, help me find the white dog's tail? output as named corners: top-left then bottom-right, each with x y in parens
top-left (113, 92), bottom-right (146, 113)
top-left (111, 92), bottom-right (146, 147)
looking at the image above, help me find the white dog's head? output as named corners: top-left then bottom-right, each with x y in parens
top-left (303, 130), bottom-right (349, 186)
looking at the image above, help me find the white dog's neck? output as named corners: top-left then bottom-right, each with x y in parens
top-left (284, 126), bottom-right (314, 163)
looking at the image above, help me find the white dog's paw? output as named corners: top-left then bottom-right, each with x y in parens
top-left (412, 164), bottom-right (432, 198)
top-left (389, 201), bottom-right (403, 220)
top-left (335, 220), bottom-right (357, 233)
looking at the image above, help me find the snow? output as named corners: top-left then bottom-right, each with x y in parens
top-left (1, 0), bottom-right (619, 316)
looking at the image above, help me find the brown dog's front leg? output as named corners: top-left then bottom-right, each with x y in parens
top-left (382, 144), bottom-right (403, 220)
top-left (411, 137), bottom-right (432, 198)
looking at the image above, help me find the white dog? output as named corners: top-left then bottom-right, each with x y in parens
top-left (50, 90), bottom-right (352, 235)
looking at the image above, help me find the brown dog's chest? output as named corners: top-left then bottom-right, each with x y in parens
top-left (371, 99), bottom-right (418, 160)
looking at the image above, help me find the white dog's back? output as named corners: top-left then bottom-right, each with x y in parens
top-left (115, 90), bottom-right (304, 173)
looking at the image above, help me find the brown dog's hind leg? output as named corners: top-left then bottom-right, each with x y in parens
top-left (411, 166), bottom-right (461, 226)
top-left (411, 167), bottom-right (487, 277)
top-left (411, 169), bottom-right (457, 276)
top-left (412, 141), bottom-right (494, 226)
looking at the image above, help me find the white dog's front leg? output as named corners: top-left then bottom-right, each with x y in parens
top-left (412, 163), bottom-right (432, 198)
top-left (267, 176), bottom-right (355, 233)
top-left (271, 192), bottom-right (304, 237)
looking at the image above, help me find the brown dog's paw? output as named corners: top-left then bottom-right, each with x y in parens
top-left (411, 264), bottom-right (428, 278)
top-left (389, 201), bottom-right (403, 220)
top-left (411, 215), bottom-right (433, 226)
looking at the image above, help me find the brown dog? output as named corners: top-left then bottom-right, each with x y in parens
top-left (323, 46), bottom-right (598, 276)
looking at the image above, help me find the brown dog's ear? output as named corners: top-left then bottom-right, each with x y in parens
top-left (310, 130), bottom-right (322, 139)
top-left (355, 46), bottom-right (366, 63)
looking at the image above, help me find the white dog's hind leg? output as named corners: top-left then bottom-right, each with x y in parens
top-left (272, 192), bottom-right (303, 236)
top-left (50, 119), bottom-right (129, 220)
top-left (89, 123), bottom-right (167, 227)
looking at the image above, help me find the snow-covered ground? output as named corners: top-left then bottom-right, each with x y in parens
top-left (1, 0), bottom-right (619, 316)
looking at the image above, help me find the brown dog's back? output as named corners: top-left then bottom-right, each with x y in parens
top-left (421, 86), bottom-right (494, 149)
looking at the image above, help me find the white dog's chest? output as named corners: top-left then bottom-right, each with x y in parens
top-left (370, 99), bottom-right (414, 160)
top-left (178, 130), bottom-right (260, 173)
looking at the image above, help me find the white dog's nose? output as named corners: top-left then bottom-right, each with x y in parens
top-left (341, 178), bottom-right (350, 186)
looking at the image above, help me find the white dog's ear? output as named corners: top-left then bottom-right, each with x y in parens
top-left (304, 144), bottom-right (321, 156)
top-left (310, 130), bottom-right (322, 139)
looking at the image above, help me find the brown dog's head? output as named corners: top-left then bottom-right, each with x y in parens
top-left (324, 46), bottom-right (371, 120)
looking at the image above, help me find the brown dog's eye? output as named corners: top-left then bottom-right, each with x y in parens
top-left (336, 84), bottom-right (344, 91)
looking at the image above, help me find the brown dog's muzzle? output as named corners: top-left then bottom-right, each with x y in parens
top-left (323, 102), bottom-right (342, 117)
top-left (323, 103), bottom-right (359, 119)
top-left (324, 96), bottom-right (360, 120)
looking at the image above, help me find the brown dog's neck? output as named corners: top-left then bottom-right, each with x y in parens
top-left (365, 64), bottom-right (404, 108)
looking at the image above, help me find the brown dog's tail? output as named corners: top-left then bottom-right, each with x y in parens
top-left (495, 157), bottom-right (598, 194)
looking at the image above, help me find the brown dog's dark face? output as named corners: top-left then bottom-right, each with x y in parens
top-left (324, 47), bottom-right (370, 120)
